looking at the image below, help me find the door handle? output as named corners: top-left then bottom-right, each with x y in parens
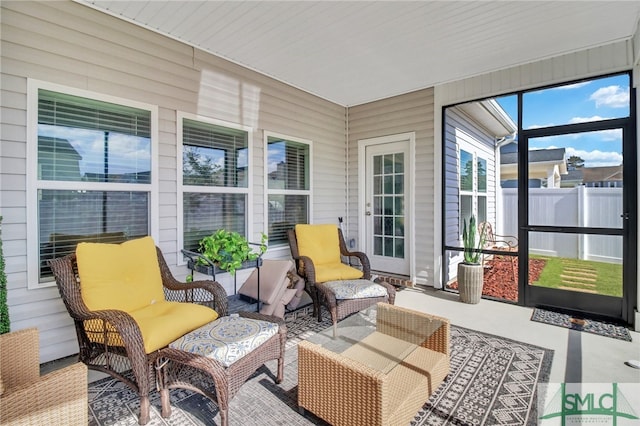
top-left (365, 211), bottom-right (372, 216)
top-left (620, 212), bottom-right (629, 220)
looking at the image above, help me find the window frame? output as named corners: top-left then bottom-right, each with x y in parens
top-left (263, 131), bottom-right (313, 248)
top-left (176, 112), bottom-right (254, 265)
top-left (26, 79), bottom-right (159, 288)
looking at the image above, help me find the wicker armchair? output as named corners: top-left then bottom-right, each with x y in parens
top-left (0, 328), bottom-right (88, 425)
top-left (48, 240), bottom-right (228, 425)
top-left (287, 224), bottom-right (395, 327)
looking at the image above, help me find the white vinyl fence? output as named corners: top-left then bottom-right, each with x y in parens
top-left (502, 187), bottom-right (623, 264)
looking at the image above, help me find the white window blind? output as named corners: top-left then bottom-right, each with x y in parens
top-left (267, 135), bottom-right (310, 245)
top-left (181, 118), bottom-right (249, 252)
top-left (35, 88), bottom-right (153, 282)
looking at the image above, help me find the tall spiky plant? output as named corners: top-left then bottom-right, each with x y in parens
top-left (462, 215), bottom-right (486, 264)
top-left (0, 216), bottom-right (9, 334)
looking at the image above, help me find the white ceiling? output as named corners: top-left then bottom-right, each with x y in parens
top-left (79, 1), bottom-right (640, 106)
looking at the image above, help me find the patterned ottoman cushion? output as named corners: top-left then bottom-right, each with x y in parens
top-left (324, 279), bottom-right (388, 300)
top-left (169, 316), bottom-right (279, 367)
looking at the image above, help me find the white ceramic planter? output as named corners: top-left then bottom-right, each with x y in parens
top-left (457, 263), bottom-right (483, 304)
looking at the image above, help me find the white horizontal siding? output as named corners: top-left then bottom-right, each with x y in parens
top-left (0, 0), bottom-right (345, 362)
top-left (348, 88), bottom-right (435, 285)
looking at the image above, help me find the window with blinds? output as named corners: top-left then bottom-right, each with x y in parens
top-left (180, 117), bottom-right (250, 252)
top-left (34, 88), bottom-right (153, 282)
top-left (266, 134), bottom-right (310, 245)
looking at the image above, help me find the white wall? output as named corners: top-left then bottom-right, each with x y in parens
top-left (0, 0), bottom-right (346, 362)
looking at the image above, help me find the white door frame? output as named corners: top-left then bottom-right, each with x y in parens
top-left (357, 132), bottom-right (416, 279)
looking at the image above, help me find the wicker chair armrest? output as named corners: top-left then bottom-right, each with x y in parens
top-left (376, 304), bottom-right (450, 356)
top-left (156, 246), bottom-right (229, 316)
top-left (342, 251), bottom-right (371, 279)
top-left (375, 280), bottom-right (397, 305)
top-left (0, 362), bottom-right (88, 425)
top-left (85, 309), bottom-right (150, 357)
top-left (164, 279), bottom-right (229, 317)
top-left (298, 255), bottom-right (317, 284)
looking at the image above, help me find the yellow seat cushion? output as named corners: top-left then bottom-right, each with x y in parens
top-left (131, 301), bottom-right (218, 353)
top-left (76, 236), bottom-right (166, 312)
top-left (315, 263), bottom-right (364, 282)
top-left (295, 224), bottom-right (341, 266)
top-left (84, 302), bottom-right (218, 354)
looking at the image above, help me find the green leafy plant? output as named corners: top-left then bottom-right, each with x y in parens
top-left (0, 216), bottom-right (10, 334)
top-left (196, 230), bottom-right (267, 276)
top-left (462, 215), bottom-right (486, 265)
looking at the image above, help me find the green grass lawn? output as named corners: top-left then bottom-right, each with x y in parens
top-left (531, 255), bottom-right (622, 297)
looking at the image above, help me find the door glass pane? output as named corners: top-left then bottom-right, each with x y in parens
top-left (529, 232), bottom-right (622, 297)
top-left (528, 131), bottom-right (623, 228)
top-left (372, 152), bottom-right (405, 259)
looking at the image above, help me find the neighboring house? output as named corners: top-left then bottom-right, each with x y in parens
top-left (0, 2), bottom-right (638, 362)
top-left (443, 99), bottom-right (516, 282)
top-left (582, 165), bottom-right (623, 188)
top-left (560, 168), bottom-right (584, 188)
top-left (558, 165), bottom-right (623, 188)
top-left (500, 145), bottom-right (568, 188)
top-left (37, 136), bottom-right (82, 181)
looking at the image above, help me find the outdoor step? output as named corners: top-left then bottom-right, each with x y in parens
top-left (561, 280), bottom-right (596, 288)
top-left (558, 286), bottom-right (597, 294)
top-left (562, 268), bottom-right (597, 276)
top-left (560, 274), bottom-right (596, 282)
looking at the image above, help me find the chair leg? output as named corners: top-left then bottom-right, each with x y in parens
top-left (138, 395), bottom-right (150, 425)
top-left (160, 388), bottom-right (171, 418)
top-left (276, 332), bottom-right (285, 384)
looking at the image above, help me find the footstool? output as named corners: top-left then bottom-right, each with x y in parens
top-left (156, 312), bottom-right (286, 426)
top-left (316, 278), bottom-right (396, 336)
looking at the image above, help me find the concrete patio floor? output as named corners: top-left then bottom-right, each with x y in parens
top-left (397, 286), bottom-right (640, 384)
top-left (44, 284), bottom-right (639, 386)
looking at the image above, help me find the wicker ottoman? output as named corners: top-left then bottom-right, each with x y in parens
top-left (157, 312), bottom-right (286, 426)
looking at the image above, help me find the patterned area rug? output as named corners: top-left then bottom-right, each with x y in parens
top-left (531, 308), bottom-right (632, 341)
top-left (88, 306), bottom-right (553, 426)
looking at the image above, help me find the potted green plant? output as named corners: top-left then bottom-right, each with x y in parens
top-left (185, 230), bottom-right (267, 281)
top-left (457, 215), bottom-right (486, 304)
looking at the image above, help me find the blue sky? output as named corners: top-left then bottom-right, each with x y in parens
top-left (496, 74), bottom-right (629, 167)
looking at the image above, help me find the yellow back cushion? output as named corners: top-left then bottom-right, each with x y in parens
top-left (76, 236), bottom-right (166, 312)
top-left (295, 224), bottom-right (341, 266)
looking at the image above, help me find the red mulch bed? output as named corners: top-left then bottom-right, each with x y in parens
top-left (448, 256), bottom-right (546, 301)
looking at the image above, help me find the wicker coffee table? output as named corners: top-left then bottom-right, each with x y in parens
top-left (298, 303), bottom-right (450, 426)
top-left (157, 312), bottom-right (286, 426)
